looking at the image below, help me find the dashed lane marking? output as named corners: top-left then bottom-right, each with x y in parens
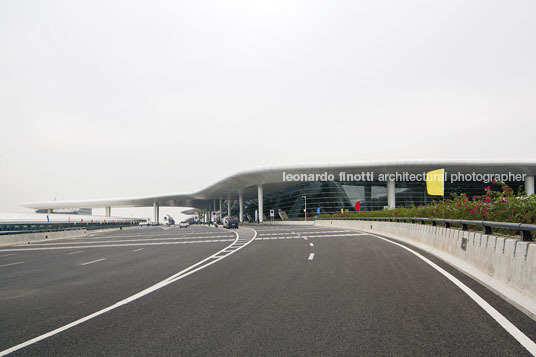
top-left (80, 258), bottom-right (107, 266)
top-left (0, 261), bottom-right (24, 268)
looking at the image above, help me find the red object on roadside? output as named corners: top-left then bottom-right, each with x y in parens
top-left (355, 201), bottom-right (361, 210)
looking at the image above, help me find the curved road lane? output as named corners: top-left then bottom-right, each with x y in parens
top-left (1, 224), bottom-right (535, 356)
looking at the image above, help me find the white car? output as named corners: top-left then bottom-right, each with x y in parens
top-left (179, 221), bottom-right (190, 228)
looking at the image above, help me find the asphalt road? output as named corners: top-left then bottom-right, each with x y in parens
top-left (0, 224), bottom-right (535, 356)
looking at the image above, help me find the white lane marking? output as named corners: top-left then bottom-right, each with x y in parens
top-left (0, 261), bottom-right (24, 268)
top-left (367, 232), bottom-right (536, 356)
top-left (309, 243), bottom-right (314, 247)
top-left (67, 251), bottom-right (84, 255)
top-left (0, 253), bottom-right (16, 257)
top-left (28, 235), bottom-right (235, 246)
top-left (132, 248), bottom-right (144, 252)
top-left (0, 239), bottom-right (234, 252)
top-left (254, 234), bottom-right (366, 241)
top-left (288, 229), bottom-right (308, 241)
top-left (0, 228), bottom-right (257, 356)
top-left (74, 232), bottom-right (233, 240)
top-left (80, 258), bottom-right (106, 266)
top-left (308, 253), bottom-right (315, 260)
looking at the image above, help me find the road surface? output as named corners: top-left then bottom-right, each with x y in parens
top-left (1, 224), bottom-right (535, 356)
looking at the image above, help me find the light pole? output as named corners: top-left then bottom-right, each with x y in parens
top-left (302, 195), bottom-right (307, 222)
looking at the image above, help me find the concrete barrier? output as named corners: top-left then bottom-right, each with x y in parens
top-left (314, 219), bottom-right (536, 320)
top-left (0, 225), bottom-right (141, 247)
top-left (0, 229), bottom-right (88, 247)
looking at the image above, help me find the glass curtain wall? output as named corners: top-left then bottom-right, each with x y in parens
top-left (236, 180), bottom-right (523, 220)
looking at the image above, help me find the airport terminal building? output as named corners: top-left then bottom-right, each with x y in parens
top-left (24, 160), bottom-right (536, 223)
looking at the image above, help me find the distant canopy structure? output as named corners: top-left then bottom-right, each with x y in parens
top-left (35, 208), bottom-right (92, 215)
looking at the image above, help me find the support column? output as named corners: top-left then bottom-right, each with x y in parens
top-left (47, 209), bottom-right (52, 215)
top-left (258, 184), bottom-right (264, 223)
top-left (105, 206), bottom-right (111, 217)
top-left (227, 193), bottom-right (231, 218)
top-left (364, 185), bottom-right (372, 211)
top-left (219, 197), bottom-right (223, 222)
top-left (387, 179), bottom-right (396, 209)
top-left (525, 175), bottom-right (535, 195)
top-left (213, 200), bottom-right (216, 220)
top-left (239, 190), bottom-right (244, 223)
top-left (153, 202), bottom-right (159, 225)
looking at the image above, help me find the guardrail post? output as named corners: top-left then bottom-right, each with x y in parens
top-left (484, 225), bottom-right (492, 235)
top-left (461, 222), bottom-right (468, 231)
top-left (445, 222), bottom-right (451, 228)
top-left (520, 230), bottom-right (533, 241)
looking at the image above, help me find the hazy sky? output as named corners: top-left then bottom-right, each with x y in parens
top-left (1, 0), bottom-right (535, 218)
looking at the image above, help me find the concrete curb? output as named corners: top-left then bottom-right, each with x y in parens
top-left (0, 230), bottom-right (88, 247)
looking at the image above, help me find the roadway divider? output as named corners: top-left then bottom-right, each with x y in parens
top-left (0, 229), bottom-right (88, 247)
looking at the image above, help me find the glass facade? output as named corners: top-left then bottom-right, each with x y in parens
top-left (222, 180), bottom-right (524, 220)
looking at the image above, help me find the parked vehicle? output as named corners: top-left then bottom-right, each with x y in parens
top-left (224, 218), bottom-right (239, 229)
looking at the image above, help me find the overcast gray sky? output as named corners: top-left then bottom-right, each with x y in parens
top-left (1, 0), bottom-right (535, 218)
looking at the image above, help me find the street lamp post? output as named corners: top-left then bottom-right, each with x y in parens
top-left (302, 195), bottom-right (307, 222)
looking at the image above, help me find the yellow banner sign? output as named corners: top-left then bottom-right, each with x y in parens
top-left (426, 169), bottom-right (445, 196)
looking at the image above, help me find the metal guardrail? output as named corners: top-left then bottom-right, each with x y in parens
top-left (0, 227), bottom-right (87, 236)
top-left (317, 217), bottom-right (536, 241)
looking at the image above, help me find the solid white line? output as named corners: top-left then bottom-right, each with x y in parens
top-left (367, 233), bottom-right (536, 356)
top-left (132, 248), bottom-right (144, 252)
top-left (0, 261), bottom-right (24, 268)
top-left (308, 253), bottom-right (315, 260)
top-left (0, 228), bottom-right (257, 357)
top-left (67, 251), bottom-right (84, 255)
top-left (28, 235), bottom-right (235, 246)
top-left (309, 243), bottom-right (314, 247)
top-left (82, 232), bottom-right (235, 239)
top-left (0, 239), bottom-right (235, 252)
top-left (80, 258), bottom-right (106, 266)
top-left (0, 253), bottom-right (16, 257)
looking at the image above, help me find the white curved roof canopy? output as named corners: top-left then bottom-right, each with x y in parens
top-left (22, 159), bottom-right (536, 210)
